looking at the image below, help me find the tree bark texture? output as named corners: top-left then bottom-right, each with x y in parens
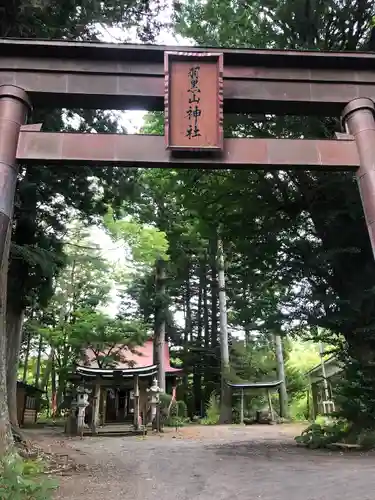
top-left (274, 333), bottom-right (288, 418)
top-left (193, 264), bottom-right (204, 415)
top-left (217, 238), bottom-right (232, 424)
top-left (6, 305), bottom-right (25, 427)
top-left (35, 334), bottom-right (43, 387)
top-left (154, 258), bottom-right (166, 392)
top-left (0, 224), bottom-right (13, 454)
top-left (22, 326), bottom-right (31, 382)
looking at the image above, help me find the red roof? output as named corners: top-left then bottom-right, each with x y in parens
top-left (83, 339), bottom-right (181, 374)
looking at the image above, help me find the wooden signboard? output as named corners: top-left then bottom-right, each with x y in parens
top-left (164, 51), bottom-right (224, 152)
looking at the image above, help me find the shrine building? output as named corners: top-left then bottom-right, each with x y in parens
top-left (69, 338), bottom-right (182, 431)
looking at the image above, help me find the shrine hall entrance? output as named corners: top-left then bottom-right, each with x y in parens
top-left (105, 388), bottom-right (134, 423)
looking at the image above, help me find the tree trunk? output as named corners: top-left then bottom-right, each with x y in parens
top-left (274, 333), bottom-right (288, 418)
top-left (193, 264), bottom-right (204, 415)
top-left (243, 286), bottom-right (251, 346)
top-left (154, 258), bottom-right (166, 392)
top-left (203, 263), bottom-right (210, 351)
top-left (210, 262), bottom-right (218, 348)
top-left (40, 348), bottom-right (54, 392)
top-left (217, 238), bottom-right (232, 424)
top-left (57, 373), bottom-right (66, 416)
top-left (56, 343), bottom-right (70, 414)
top-left (51, 355), bottom-right (57, 418)
top-left (22, 327), bottom-right (31, 382)
top-left (183, 266), bottom-right (192, 397)
top-left (0, 223), bottom-right (13, 455)
top-left (35, 334), bottom-right (43, 387)
top-left (202, 260), bottom-right (212, 401)
top-left (6, 304), bottom-right (25, 427)
top-left (209, 238), bottom-right (220, 394)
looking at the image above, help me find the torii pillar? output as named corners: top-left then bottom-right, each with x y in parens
top-left (0, 85), bottom-right (31, 267)
top-left (342, 98), bottom-right (375, 259)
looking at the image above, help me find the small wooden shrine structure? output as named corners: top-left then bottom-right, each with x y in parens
top-left (16, 381), bottom-right (44, 426)
top-left (228, 380), bottom-right (282, 424)
top-left (68, 339), bottom-right (182, 433)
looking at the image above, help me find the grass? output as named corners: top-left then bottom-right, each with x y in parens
top-left (0, 453), bottom-right (58, 499)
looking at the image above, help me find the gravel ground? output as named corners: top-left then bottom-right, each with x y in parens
top-left (49, 425), bottom-right (375, 500)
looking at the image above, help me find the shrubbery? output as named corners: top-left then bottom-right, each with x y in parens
top-left (159, 393), bottom-right (189, 427)
top-left (199, 392), bottom-right (220, 425)
top-left (295, 416), bottom-right (375, 450)
top-left (0, 454), bottom-right (58, 499)
top-left (295, 420), bottom-right (349, 449)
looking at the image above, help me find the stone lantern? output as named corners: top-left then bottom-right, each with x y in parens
top-left (76, 386), bottom-right (90, 437)
top-left (147, 377), bottom-right (162, 424)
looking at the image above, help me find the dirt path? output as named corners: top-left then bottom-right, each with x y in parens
top-left (43, 424), bottom-right (375, 500)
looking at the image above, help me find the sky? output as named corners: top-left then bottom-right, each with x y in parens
top-left (97, 11), bottom-right (192, 135)
top-left (91, 20), bottom-right (190, 323)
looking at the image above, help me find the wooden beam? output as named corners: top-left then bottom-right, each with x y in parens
top-left (2, 39), bottom-right (375, 114)
top-left (16, 132), bottom-right (359, 170)
top-left (91, 383), bottom-right (101, 434)
top-left (133, 375), bottom-right (140, 430)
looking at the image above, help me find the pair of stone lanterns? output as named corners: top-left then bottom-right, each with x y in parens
top-left (68, 379), bottom-right (163, 436)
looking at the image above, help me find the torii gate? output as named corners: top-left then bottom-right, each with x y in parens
top-left (1, 38), bottom-right (375, 276)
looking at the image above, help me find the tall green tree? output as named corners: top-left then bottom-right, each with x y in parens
top-left (125, 1), bottom-right (375, 428)
top-left (34, 224), bottom-right (112, 407)
top-left (0, 0), bottom-right (167, 454)
top-left (172, 0), bottom-right (375, 428)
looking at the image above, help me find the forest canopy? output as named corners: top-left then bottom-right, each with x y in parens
top-left (1, 0), bottom-right (375, 459)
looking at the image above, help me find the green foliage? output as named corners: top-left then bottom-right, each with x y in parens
top-left (69, 309), bottom-right (148, 368)
top-left (159, 394), bottom-right (187, 417)
top-left (200, 392), bottom-right (220, 425)
top-left (164, 416), bottom-right (189, 428)
top-left (141, 112), bottom-right (165, 135)
top-left (0, 454), bottom-right (58, 499)
top-left (158, 394), bottom-right (189, 427)
top-left (297, 418), bottom-right (375, 449)
top-left (295, 420), bottom-right (349, 449)
top-left (159, 392), bottom-right (172, 410)
top-left (3, 0), bottom-right (168, 452)
top-left (334, 356), bottom-right (375, 431)
top-left (177, 400), bottom-right (188, 418)
top-left (289, 394), bottom-right (309, 422)
top-left (230, 337), bottom-right (318, 418)
top-left (103, 210), bottom-right (169, 269)
top-left (357, 429), bottom-right (375, 450)
top-left (169, 0), bottom-right (375, 430)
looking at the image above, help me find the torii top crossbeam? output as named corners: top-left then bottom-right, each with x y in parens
top-left (1, 38), bottom-right (375, 267)
top-left (1, 38), bottom-right (375, 114)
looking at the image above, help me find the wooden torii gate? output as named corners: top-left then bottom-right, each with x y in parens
top-left (1, 38), bottom-right (375, 276)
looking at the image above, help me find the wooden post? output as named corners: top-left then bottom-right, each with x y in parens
top-left (319, 341), bottom-right (330, 403)
top-left (306, 388), bottom-right (311, 420)
top-left (91, 383), bottom-right (101, 434)
top-left (101, 389), bottom-right (107, 426)
top-left (115, 388), bottom-right (119, 421)
top-left (133, 375), bottom-right (140, 430)
top-left (240, 388), bottom-right (244, 425)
